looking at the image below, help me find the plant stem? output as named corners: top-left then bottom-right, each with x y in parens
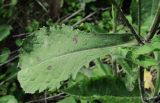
top-left (154, 52), bottom-right (160, 96)
top-left (0, 72), bottom-right (17, 86)
top-left (61, 8), bottom-right (83, 23)
top-left (72, 11), bottom-right (97, 28)
top-left (137, 0), bottom-right (145, 102)
top-left (138, 66), bottom-right (145, 103)
top-left (111, 1), bottom-right (118, 76)
top-left (112, 4), bottom-right (117, 33)
top-left (138, 0), bottom-right (141, 36)
top-left (146, 3), bottom-right (160, 42)
top-left (0, 55), bottom-right (19, 67)
top-left (36, 0), bottom-right (48, 13)
top-left (26, 93), bottom-right (67, 103)
top-left (110, 0), bottom-right (144, 44)
top-left (112, 59), bottom-right (117, 76)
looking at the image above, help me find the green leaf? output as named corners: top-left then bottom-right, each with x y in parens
top-left (18, 25), bottom-right (135, 93)
top-left (107, 47), bottom-right (139, 91)
top-left (58, 96), bottom-right (76, 103)
top-left (0, 48), bottom-right (10, 64)
top-left (130, 40), bottom-right (160, 67)
top-left (11, 0), bottom-right (17, 5)
top-left (99, 96), bottom-right (141, 103)
top-left (152, 35), bottom-right (160, 42)
top-left (15, 39), bottom-right (23, 47)
top-left (131, 0), bottom-right (160, 34)
top-left (82, 0), bottom-right (95, 3)
top-left (0, 25), bottom-right (12, 42)
top-left (64, 76), bottom-right (140, 97)
top-left (154, 51), bottom-right (160, 94)
top-left (26, 20), bottom-right (39, 32)
top-left (117, 58), bottom-right (138, 91)
top-left (94, 59), bottom-right (113, 77)
top-left (135, 55), bottom-right (157, 67)
top-left (79, 68), bottom-right (93, 78)
top-left (0, 95), bottom-right (18, 103)
top-left (133, 42), bottom-right (160, 55)
top-left (80, 99), bottom-right (88, 103)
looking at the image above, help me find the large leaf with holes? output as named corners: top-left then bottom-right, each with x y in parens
top-left (131, 0), bottom-right (160, 34)
top-left (18, 25), bottom-right (135, 93)
top-left (64, 77), bottom-right (139, 97)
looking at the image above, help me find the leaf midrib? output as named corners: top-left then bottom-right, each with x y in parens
top-left (23, 41), bottom-right (136, 69)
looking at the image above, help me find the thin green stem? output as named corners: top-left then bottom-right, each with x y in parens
top-left (110, 0), bottom-right (144, 44)
top-left (146, 3), bottom-right (160, 42)
top-left (112, 59), bottom-right (117, 77)
top-left (138, 0), bottom-right (141, 36)
top-left (154, 52), bottom-right (160, 96)
top-left (112, 4), bottom-right (117, 33)
top-left (137, 0), bottom-right (145, 102)
top-left (155, 66), bottom-right (160, 95)
top-left (111, 1), bottom-right (118, 76)
top-left (138, 66), bottom-right (146, 103)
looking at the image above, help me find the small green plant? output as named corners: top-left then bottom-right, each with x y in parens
top-left (0, 0), bottom-right (160, 103)
top-left (16, 0), bottom-right (160, 103)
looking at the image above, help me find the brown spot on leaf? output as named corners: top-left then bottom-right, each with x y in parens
top-left (46, 81), bottom-right (50, 83)
top-left (36, 56), bottom-right (41, 62)
top-left (72, 35), bottom-right (78, 44)
top-left (47, 65), bottom-right (52, 70)
top-left (30, 78), bottom-right (36, 81)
